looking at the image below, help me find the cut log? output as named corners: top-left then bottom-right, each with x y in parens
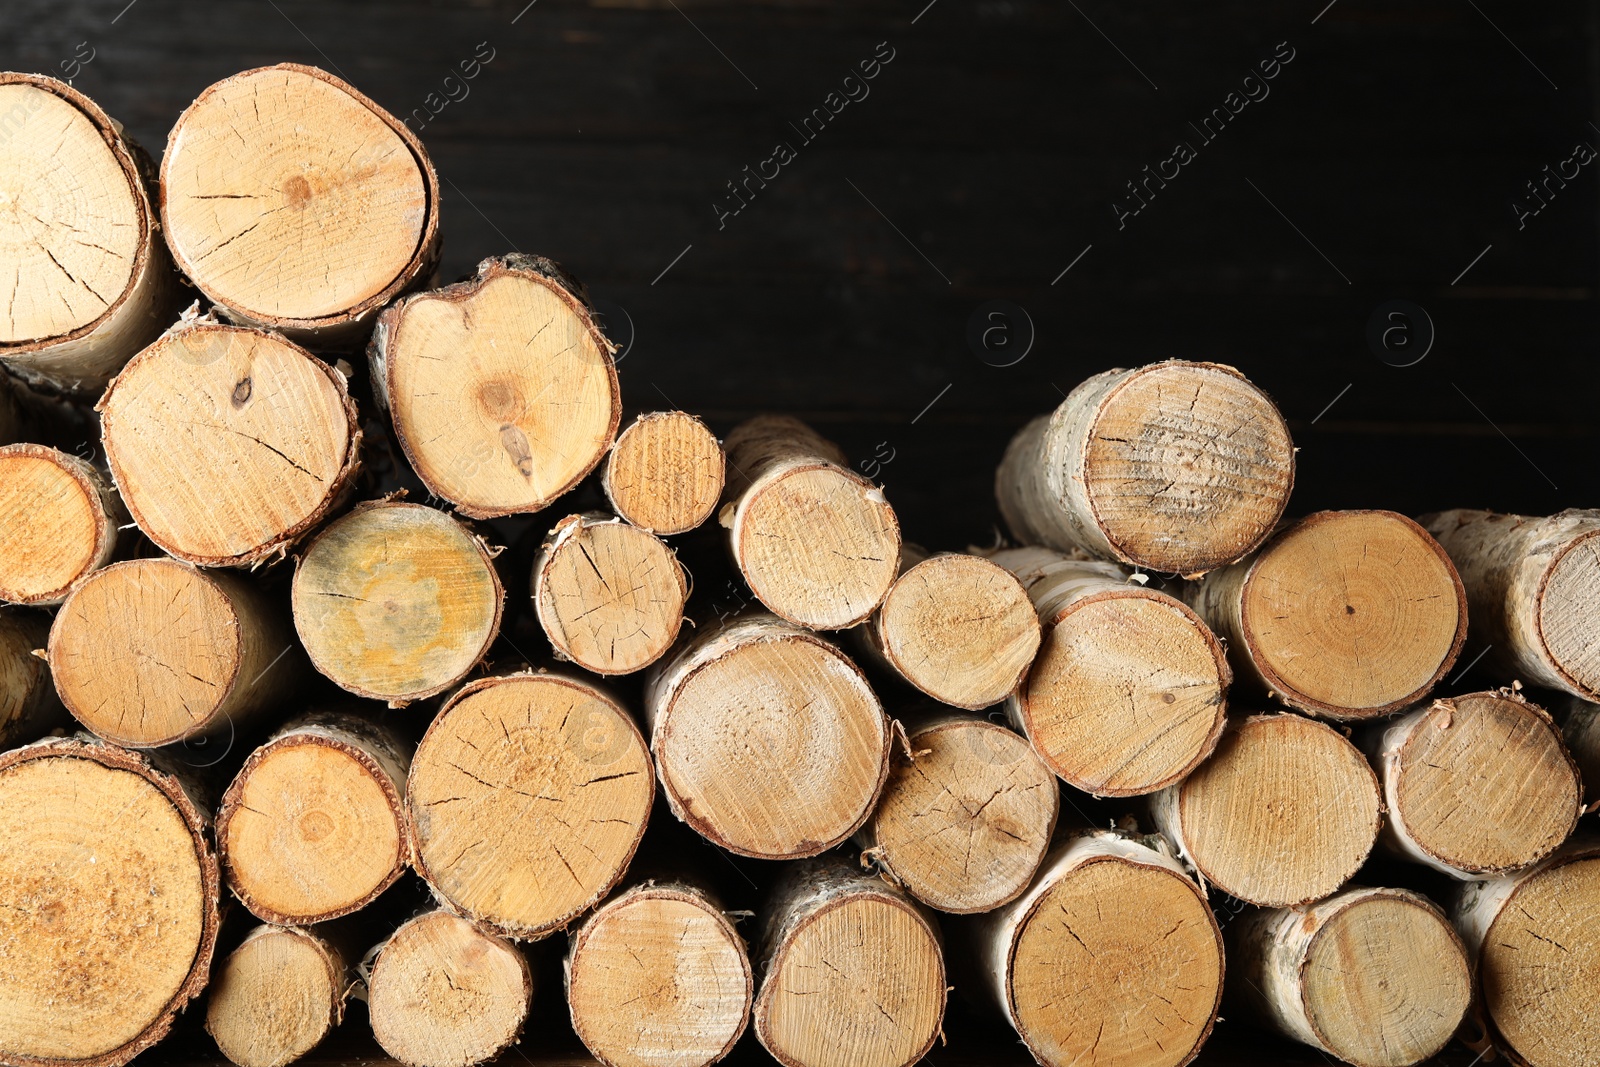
top-left (291, 501), bottom-right (502, 704)
top-left (753, 857), bottom-right (945, 1067)
top-left (0, 74), bottom-right (179, 397)
top-left (367, 909), bottom-right (533, 1067)
top-left (989, 546), bottom-right (1229, 796)
top-left (603, 411), bottom-right (725, 535)
top-left (0, 736), bottom-right (219, 1067)
top-left (0, 608), bottom-right (67, 748)
top-left (856, 711), bottom-right (1057, 914)
top-left (0, 444), bottom-right (121, 606)
top-left (98, 313), bottom-right (361, 568)
top-left (720, 415), bottom-right (900, 630)
top-left (1188, 510), bottom-right (1467, 719)
top-left (1361, 690), bottom-right (1581, 878)
top-left (1423, 508), bottom-right (1600, 700)
top-left (205, 923), bottom-right (349, 1067)
top-left (644, 613), bottom-right (890, 859)
top-left (1453, 835), bottom-right (1600, 1067)
top-left (161, 64), bottom-right (439, 349)
top-left (532, 512), bottom-right (688, 676)
top-left (217, 712), bottom-right (410, 925)
top-left (369, 254), bottom-right (619, 519)
top-left (960, 830), bottom-right (1223, 1067)
top-left (407, 671), bottom-right (653, 939)
top-left (566, 880), bottom-right (752, 1067)
top-left (1227, 885), bottom-right (1471, 1067)
top-left (855, 547), bottom-right (1040, 711)
top-left (1147, 712), bottom-right (1381, 906)
top-left (48, 557), bottom-right (300, 748)
top-left (994, 360), bottom-right (1294, 576)
top-left (1552, 694), bottom-right (1600, 810)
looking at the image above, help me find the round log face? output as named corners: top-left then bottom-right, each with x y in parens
top-left (408, 674), bottom-right (653, 938)
top-left (1083, 363), bottom-right (1293, 574)
top-left (1240, 511), bottom-right (1465, 717)
top-left (0, 80), bottom-right (141, 346)
top-left (568, 889), bottom-right (751, 1067)
top-left (759, 895), bottom-right (944, 1067)
top-left (0, 446), bottom-right (108, 605)
top-left (162, 66), bottom-right (428, 323)
top-left (605, 412), bottom-right (725, 535)
top-left (1008, 858), bottom-right (1222, 1067)
top-left (1301, 894), bottom-right (1470, 1067)
top-left (1481, 854), bottom-right (1600, 1067)
top-left (1539, 531), bottom-right (1600, 697)
top-left (205, 927), bottom-right (340, 1067)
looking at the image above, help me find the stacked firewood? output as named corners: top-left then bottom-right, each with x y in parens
top-left (0, 64), bottom-right (1594, 1067)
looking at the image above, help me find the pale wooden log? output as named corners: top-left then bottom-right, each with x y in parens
top-left (1227, 885), bottom-right (1471, 1067)
top-left (994, 360), bottom-right (1294, 576)
top-left (1423, 508), bottom-right (1600, 700)
top-left (1551, 694), bottom-right (1600, 810)
top-left (0, 608), bottom-right (68, 748)
top-left (643, 612), bottom-right (890, 859)
top-left (218, 712), bottom-right (410, 925)
top-left (0, 444), bottom-right (121, 605)
top-left (603, 411), bottom-right (725, 536)
top-left (48, 557), bottom-right (300, 748)
top-left (1452, 835), bottom-right (1600, 1067)
top-left (988, 546), bottom-right (1229, 796)
top-left (367, 909), bottom-right (534, 1067)
top-left (856, 710), bottom-right (1057, 914)
top-left (565, 880), bottom-right (752, 1067)
top-left (0, 74), bottom-right (180, 396)
top-left (1360, 690), bottom-right (1581, 878)
top-left (961, 829), bottom-right (1223, 1067)
top-left (161, 64), bottom-right (439, 350)
top-left (98, 311), bottom-right (362, 568)
top-left (1147, 712), bottom-right (1381, 906)
top-left (854, 546), bottom-right (1040, 710)
top-left (753, 856), bottom-right (945, 1067)
top-left (0, 736), bottom-right (219, 1067)
top-left (532, 512), bottom-right (688, 676)
top-left (205, 923), bottom-right (350, 1067)
top-left (1188, 510), bottom-right (1467, 719)
top-left (369, 254), bottom-right (619, 519)
top-left (291, 501), bottom-right (502, 704)
top-left (407, 671), bottom-right (653, 939)
top-left (720, 415), bottom-right (901, 630)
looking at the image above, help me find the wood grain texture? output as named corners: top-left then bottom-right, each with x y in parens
top-left (0, 444), bottom-right (120, 606)
top-left (602, 412), bottom-right (725, 537)
top-left (205, 924), bottom-right (348, 1067)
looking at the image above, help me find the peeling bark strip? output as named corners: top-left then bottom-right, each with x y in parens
top-left (644, 613), bottom-right (891, 859)
top-left (721, 415), bottom-right (901, 630)
top-left (0, 737), bottom-right (220, 1067)
top-left (854, 547), bottom-right (1040, 711)
top-left (566, 880), bottom-right (752, 1067)
top-left (1423, 508), bottom-right (1600, 701)
top-left (99, 314), bottom-right (361, 568)
top-left (0, 609), bottom-right (67, 749)
top-left (990, 546), bottom-right (1229, 796)
top-left (1227, 886), bottom-right (1470, 1067)
top-left (995, 360), bottom-right (1294, 576)
top-left (1148, 713), bottom-right (1381, 907)
top-left (1452, 836), bottom-right (1600, 1067)
top-left (1188, 510), bottom-right (1467, 719)
top-left (753, 856), bottom-right (945, 1067)
top-left (218, 712), bottom-right (411, 926)
top-left (0, 444), bottom-right (122, 606)
top-left (1360, 690), bottom-right (1581, 879)
top-left (161, 64), bottom-right (440, 350)
top-left (47, 557), bottom-right (300, 748)
top-left (532, 512), bottom-right (688, 676)
top-left (369, 254), bottom-right (620, 520)
top-left (205, 923), bottom-right (350, 1067)
top-left (367, 909), bottom-right (534, 1067)
top-left (1553, 694), bottom-right (1600, 810)
top-left (0, 74), bottom-right (181, 397)
top-left (960, 830), bottom-right (1223, 1067)
top-left (602, 411), bottom-right (726, 536)
top-left (407, 671), bottom-right (653, 940)
top-left (292, 501), bottom-right (502, 704)
top-left (856, 710), bottom-right (1057, 914)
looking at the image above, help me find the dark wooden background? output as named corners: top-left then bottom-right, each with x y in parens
top-left (0, 1), bottom-right (1589, 1064)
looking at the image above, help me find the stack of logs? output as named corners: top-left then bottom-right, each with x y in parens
top-left (0, 63), bottom-right (1595, 1067)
